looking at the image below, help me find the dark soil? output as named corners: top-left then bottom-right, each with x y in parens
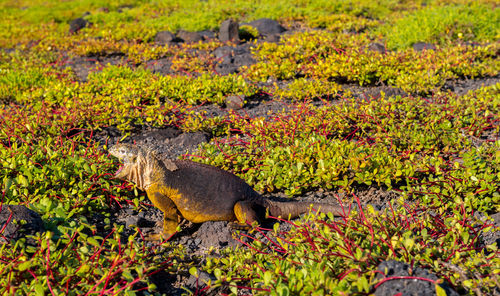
top-left (62, 20), bottom-right (499, 296)
top-left (0, 205), bottom-right (44, 246)
top-left (374, 260), bottom-right (458, 296)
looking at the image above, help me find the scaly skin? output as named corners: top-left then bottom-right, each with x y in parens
top-left (109, 143), bottom-right (345, 240)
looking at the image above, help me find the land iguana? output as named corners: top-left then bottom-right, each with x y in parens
top-left (109, 143), bottom-right (345, 240)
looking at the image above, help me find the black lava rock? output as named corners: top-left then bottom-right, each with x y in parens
top-left (69, 17), bottom-right (89, 34)
top-left (214, 44), bottom-right (255, 75)
top-left (374, 260), bottom-right (458, 296)
top-left (148, 58), bottom-right (174, 76)
top-left (413, 42), bottom-right (437, 51)
top-left (219, 18), bottom-right (239, 42)
top-left (198, 30), bottom-right (216, 40)
top-left (0, 205), bottom-right (44, 245)
top-left (246, 18), bottom-right (286, 36)
top-left (177, 30), bottom-right (203, 43)
top-left (155, 31), bottom-right (176, 44)
top-left (367, 42), bottom-right (387, 54)
top-left (225, 95), bottom-right (245, 110)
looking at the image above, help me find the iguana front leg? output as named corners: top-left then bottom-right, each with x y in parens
top-left (146, 186), bottom-right (180, 241)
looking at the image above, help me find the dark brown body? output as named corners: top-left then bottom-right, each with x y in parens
top-left (149, 159), bottom-right (344, 237)
top-left (160, 160), bottom-right (262, 222)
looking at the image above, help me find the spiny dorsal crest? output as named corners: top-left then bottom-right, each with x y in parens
top-left (109, 143), bottom-right (178, 190)
top-left (143, 148), bottom-right (178, 172)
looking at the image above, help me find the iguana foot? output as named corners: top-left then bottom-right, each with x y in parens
top-left (144, 233), bottom-right (163, 241)
top-left (229, 220), bottom-right (261, 234)
top-left (228, 221), bottom-right (251, 230)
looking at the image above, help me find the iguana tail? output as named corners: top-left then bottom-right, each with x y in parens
top-left (266, 200), bottom-right (345, 220)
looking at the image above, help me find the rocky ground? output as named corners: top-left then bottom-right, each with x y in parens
top-left (4, 16), bottom-right (498, 295)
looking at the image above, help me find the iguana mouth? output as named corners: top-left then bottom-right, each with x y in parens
top-left (115, 164), bottom-right (124, 176)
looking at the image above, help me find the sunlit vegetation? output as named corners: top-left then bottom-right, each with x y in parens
top-left (0, 0), bottom-right (498, 294)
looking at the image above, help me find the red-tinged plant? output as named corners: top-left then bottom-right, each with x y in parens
top-left (0, 224), bottom-right (179, 295)
top-left (204, 195), bottom-right (499, 295)
top-left (0, 130), bottom-right (190, 295)
top-left (193, 87), bottom-right (498, 212)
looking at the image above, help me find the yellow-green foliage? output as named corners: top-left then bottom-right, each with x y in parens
top-left (3, 0), bottom-right (496, 49)
top-left (247, 30), bottom-right (499, 93)
top-left (378, 3), bottom-right (500, 49)
top-left (205, 205), bottom-right (499, 295)
top-left (239, 25), bottom-right (260, 40)
top-left (0, 1), bottom-right (498, 295)
top-left (0, 63), bottom-right (258, 134)
top-left (0, 50), bottom-right (74, 102)
top-left (247, 31), bottom-right (369, 81)
top-left (195, 85), bottom-right (499, 212)
top-left (0, 0), bottom-right (401, 42)
top-left (274, 78), bottom-right (343, 101)
top-left (308, 14), bottom-right (380, 32)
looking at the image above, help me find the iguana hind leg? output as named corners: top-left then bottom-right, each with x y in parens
top-left (233, 200), bottom-right (268, 229)
top-left (146, 189), bottom-right (180, 241)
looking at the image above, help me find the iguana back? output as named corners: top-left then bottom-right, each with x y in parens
top-left (161, 160), bottom-right (262, 220)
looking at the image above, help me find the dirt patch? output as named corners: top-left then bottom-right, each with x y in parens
top-left (0, 205), bottom-right (44, 245)
top-left (64, 54), bottom-right (130, 82)
top-left (374, 260), bottom-right (458, 296)
top-left (442, 74), bottom-right (500, 96)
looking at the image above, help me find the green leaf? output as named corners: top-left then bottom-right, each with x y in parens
top-left (87, 237), bottom-right (100, 248)
top-left (359, 276), bottom-right (369, 292)
top-left (17, 174), bottom-right (28, 187)
top-left (189, 267), bottom-right (198, 277)
top-left (34, 283), bottom-right (45, 296)
top-left (17, 261), bottom-right (31, 271)
top-left (213, 268), bottom-right (222, 280)
top-left (435, 284), bottom-right (447, 296)
top-left (276, 283), bottom-right (289, 296)
top-left (355, 248), bottom-right (363, 260)
top-left (4, 177), bottom-right (13, 191)
top-left (403, 238), bottom-right (415, 250)
top-left (263, 270), bottom-right (272, 286)
top-left (230, 285), bottom-right (238, 295)
top-left (79, 246), bottom-right (89, 254)
top-left (122, 271), bottom-right (134, 281)
top-left (421, 228), bottom-right (428, 239)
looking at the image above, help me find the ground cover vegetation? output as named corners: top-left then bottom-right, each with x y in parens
top-left (0, 0), bottom-right (499, 295)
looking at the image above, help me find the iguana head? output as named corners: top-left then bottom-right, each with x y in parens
top-left (109, 143), bottom-right (159, 190)
top-left (109, 143), bottom-right (140, 166)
